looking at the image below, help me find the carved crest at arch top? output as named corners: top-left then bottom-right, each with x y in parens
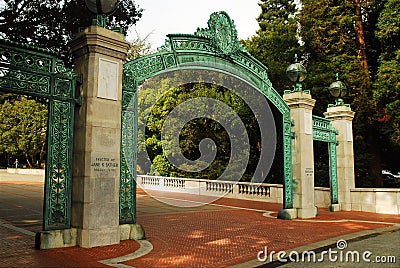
top-left (195, 11), bottom-right (249, 56)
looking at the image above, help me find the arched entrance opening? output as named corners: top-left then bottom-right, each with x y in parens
top-left (120, 11), bottom-right (294, 224)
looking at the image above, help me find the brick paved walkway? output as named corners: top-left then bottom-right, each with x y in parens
top-left (126, 190), bottom-right (397, 267)
top-left (1, 179), bottom-right (399, 267)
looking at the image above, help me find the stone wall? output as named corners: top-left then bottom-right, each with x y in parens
top-left (6, 168), bottom-right (45, 176)
top-left (314, 187), bottom-right (331, 208)
top-left (350, 188), bottom-right (400, 215)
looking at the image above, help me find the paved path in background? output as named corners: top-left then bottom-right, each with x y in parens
top-left (0, 171), bottom-right (399, 267)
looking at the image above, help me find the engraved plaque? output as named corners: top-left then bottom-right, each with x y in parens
top-left (90, 153), bottom-right (119, 178)
top-left (98, 58), bottom-right (119, 100)
top-left (305, 168), bottom-right (314, 177)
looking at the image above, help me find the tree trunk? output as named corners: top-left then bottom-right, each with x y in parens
top-left (355, 0), bottom-right (368, 69)
top-left (368, 127), bottom-right (383, 187)
top-left (25, 153), bottom-right (32, 168)
top-left (39, 142), bottom-right (45, 168)
top-left (355, 0), bottom-right (382, 186)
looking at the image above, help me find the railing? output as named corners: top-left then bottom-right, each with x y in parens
top-left (206, 181), bottom-right (234, 193)
top-left (137, 175), bottom-right (281, 202)
top-left (165, 178), bottom-right (185, 188)
top-left (312, 115), bottom-right (338, 143)
top-left (141, 176), bottom-right (160, 186)
top-left (238, 184), bottom-right (270, 197)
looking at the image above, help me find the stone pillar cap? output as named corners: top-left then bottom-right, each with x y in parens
top-left (69, 25), bottom-right (130, 60)
top-left (283, 91), bottom-right (313, 100)
top-left (324, 105), bottom-right (355, 121)
top-left (283, 91), bottom-right (316, 109)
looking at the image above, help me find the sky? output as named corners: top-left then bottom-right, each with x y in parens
top-left (129, 0), bottom-right (261, 50)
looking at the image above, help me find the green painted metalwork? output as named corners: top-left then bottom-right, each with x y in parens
top-left (283, 114), bottom-right (294, 208)
top-left (329, 142), bottom-right (339, 204)
top-left (312, 116), bottom-right (338, 143)
top-left (120, 90), bottom-right (138, 223)
top-left (312, 115), bottom-right (339, 205)
top-left (91, 14), bottom-right (124, 34)
top-left (45, 100), bottom-right (75, 229)
top-left (93, 14), bottom-right (110, 28)
top-left (0, 39), bottom-right (81, 230)
top-left (121, 11), bottom-right (294, 222)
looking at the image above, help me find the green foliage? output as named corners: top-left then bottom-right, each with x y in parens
top-left (0, 0), bottom-right (142, 65)
top-left (375, 0), bottom-right (400, 49)
top-left (244, 0), bottom-right (301, 93)
top-left (299, 0), bottom-right (395, 185)
top-left (137, 75), bottom-right (273, 182)
top-left (246, 0), bottom-right (400, 185)
top-left (299, 0), bottom-right (367, 115)
top-left (372, 0), bottom-right (400, 171)
top-left (374, 0), bottom-right (400, 145)
top-left (0, 97), bottom-right (48, 167)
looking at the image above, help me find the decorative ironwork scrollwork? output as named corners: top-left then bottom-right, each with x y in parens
top-left (44, 100), bottom-right (74, 230)
top-left (120, 91), bottom-right (137, 223)
top-left (0, 39), bottom-right (80, 231)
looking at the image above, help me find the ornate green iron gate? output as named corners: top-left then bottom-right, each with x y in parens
top-left (120, 11), bottom-right (294, 224)
top-left (312, 115), bottom-right (339, 206)
top-left (0, 39), bottom-right (81, 230)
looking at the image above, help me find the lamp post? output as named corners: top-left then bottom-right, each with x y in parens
top-left (85, 0), bottom-right (119, 28)
top-left (328, 73), bottom-right (348, 107)
top-left (285, 54), bottom-right (308, 93)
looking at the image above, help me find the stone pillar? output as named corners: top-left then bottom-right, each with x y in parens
top-left (69, 26), bottom-right (130, 248)
top-left (324, 106), bottom-right (355, 211)
top-left (283, 92), bottom-right (316, 218)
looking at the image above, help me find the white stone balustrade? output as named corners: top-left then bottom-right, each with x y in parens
top-left (138, 175), bottom-right (282, 203)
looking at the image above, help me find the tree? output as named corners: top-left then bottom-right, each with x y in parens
top-left (299, 1), bottom-right (365, 186)
top-left (0, 97), bottom-right (48, 168)
top-left (0, 1), bottom-right (143, 168)
top-left (136, 73), bottom-right (274, 182)
top-left (247, 0), bottom-right (400, 186)
top-left (373, 0), bottom-right (400, 171)
top-left (244, 0), bottom-right (301, 93)
top-left (127, 30), bottom-right (154, 60)
top-left (0, 0), bottom-right (143, 65)
top-left (297, 0), bottom-right (400, 185)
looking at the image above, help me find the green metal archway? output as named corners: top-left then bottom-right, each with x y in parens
top-left (119, 12), bottom-right (293, 223)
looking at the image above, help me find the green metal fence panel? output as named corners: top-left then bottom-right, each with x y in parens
top-left (312, 115), bottom-right (337, 143)
top-left (312, 115), bottom-right (339, 206)
top-left (0, 39), bottom-right (80, 230)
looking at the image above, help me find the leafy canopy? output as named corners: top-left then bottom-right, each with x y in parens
top-left (0, 0), bottom-right (143, 64)
top-left (0, 97), bottom-right (48, 168)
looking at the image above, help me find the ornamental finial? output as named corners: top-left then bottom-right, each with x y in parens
top-left (195, 11), bottom-right (249, 56)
